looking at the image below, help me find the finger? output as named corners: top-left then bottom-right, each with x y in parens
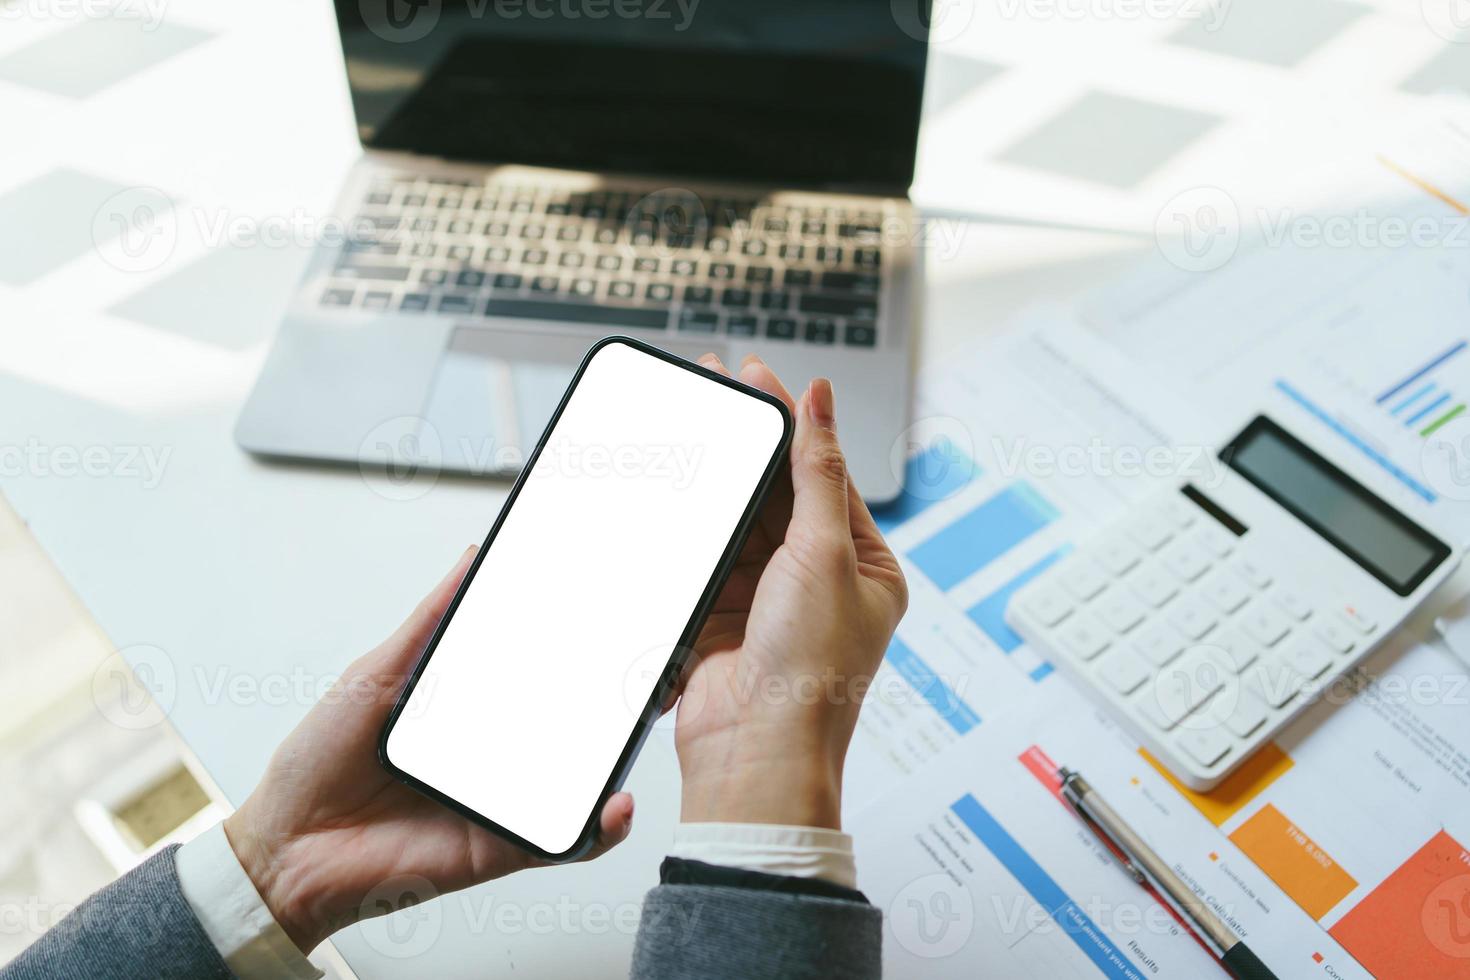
top-left (697, 352), bottom-right (731, 377)
top-left (580, 792), bottom-right (635, 861)
top-left (788, 379), bottom-right (854, 555)
top-left (371, 544), bottom-right (478, 674)
top-left (737, 354), bottom-right (797, 413)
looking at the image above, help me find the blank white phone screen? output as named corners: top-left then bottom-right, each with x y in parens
top-left (385, 341), bottom-right (787, 856)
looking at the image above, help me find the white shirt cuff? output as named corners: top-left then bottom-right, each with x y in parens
top-left (670, 823), bottom-right (857, 889)
top-left (175, 822), bottom-right (323, 980)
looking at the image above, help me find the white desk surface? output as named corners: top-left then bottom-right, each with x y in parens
top-left (1, 0), bottom-right (1459, 975)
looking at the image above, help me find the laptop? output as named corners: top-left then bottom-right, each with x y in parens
top-left (236, 0), bottom-right (932, 503)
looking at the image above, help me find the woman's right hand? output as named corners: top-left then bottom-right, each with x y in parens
top-left (674, 354), bottom-right (908, 830)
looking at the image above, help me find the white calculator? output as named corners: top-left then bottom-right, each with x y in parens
top-left (1007, 416), bottom-right (1459, 790)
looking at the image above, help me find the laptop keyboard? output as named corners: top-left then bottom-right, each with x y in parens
top-left (318, 175), bottom-right (889, 347)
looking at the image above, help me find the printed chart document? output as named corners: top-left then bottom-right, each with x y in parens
top-left (854, 634), bottom-right (1470, 980)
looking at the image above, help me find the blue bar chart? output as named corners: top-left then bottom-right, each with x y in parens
top-left (907, 482), bottom-right (1060, 591)
top-left (873, 438), bottom-right (980, 533)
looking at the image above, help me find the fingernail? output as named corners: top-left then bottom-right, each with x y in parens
top-left (809, 379), bottom-right (835, 428)
top-left (698, 352), bottom-right (720, 366)
top-left (740, 353), bottom-right (763, 369)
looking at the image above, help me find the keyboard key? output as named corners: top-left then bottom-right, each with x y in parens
top-left (1125, 516), bottom-right (1174, 551)
top-left (1221, 690), bottom-right (1268, 738)
top-left (1060, 559), bottom-right (1109, 600)
top-left (822, 271), bottom-right (880, 293)
top-left (1199, 570), bottom-right (1250, 613)
top-left (335, 264), bottom-right (410, 282)
top-left (596, 254), bottom-right (622, 272)
top-left (608, 280), bottom-right (636, 300)
top-left (766, 317), bottom-right (797, 340)
top-left (721, 288), bottom-right (752, 308)
top-left (1192, 524), bottom-right (1236, 558)
top-left (678, 309), bottom-right (719, 333)
top-left (1273, 589), bottom-right (1314, 622)
top-left (1133, 620), bottom-right (1186, 667)
top-left (492, 272), bottom-right (522, 289)
top-left (483, 297), bottom-right (668, 330)
top-left (1166, 596), bottom-right (1217, 639)
top-left (1230, 556), bottom-right (1273, 589)
top-left (1128, 563), bottom-right (1179, 607)
top-left (559, 252), bottom-right (586, 268)
top-left (783, 268), bottom-right (813, 287)
top-left (1207, 627), bottom-right (1260, 671)
top-left (745, 265), bottom-right (773, 284)
top-left (1095, 537), bottom-right (1142, 575)
top-left (1281, 639), bottom-right (1333, 680)
top-left (1096, 588), bottom-right (1147, 633)
top-left (1134, 694), bottom-right (1179, 733)
top-left (322, 287), bottom-right (355, 306)
top-left (633, 257), bottom-right (660, 273)
top-left (1057, 615), bottom-right (1110, 661)
top-left (816, 245), bottom-right (844, 264)
top-left (1177, 727), bottom-right (1231, 768)
top-left (399, 292), bottom-right (430, 312)
top-left (1338, 605), bottom-right (1376, 634)
top-left (361, 290), bottom-right (392, 310)
top-left (1098, 650), bottom-right (1150, 696)
top-left (1246, 660), bottom-right (1301, 709)
top-left (522, 248), bottom-right (548, 265)
top-left (1152, 648), bottom-right (1228, 724)
top-left (646, 282), bottom-right (673, 302)
top-left (805, 319), bottom-right (837, 344)
top-left (844, 323), bottom-right (877, 347)
top-left (438, 294), bottom-right (475, 314)
top-left (671, 259), bottom-right (698, 276)
top-left (1161, 541), bottom-right (1212, 582)
top-left (1313, 618), bottom-right (1356, 654)
top-left (570, 278), bottom-right (597, 298)
top-left (780, 245), bottom-right (807, 263)
top-left (854, 247), bottom-right (881, 268)
top-left (530, 275), bottom-right (560, 294)
top-left (709, 262), bottom-right (735, 281)
top-left (726, 314), bottom-right (759, 337)
top-left (456, 269), bottom-right (485, 288)
top-left (798, 294), bottom-right (878, 319)
top-left (1239, 600), bottom-right (1291, 647)
top-left (420, 268), bottom-right (448, 285)
top-left (684, 286), bottom-right (714, 304)
top-left (1022, 586), bottom-right (1074, 627)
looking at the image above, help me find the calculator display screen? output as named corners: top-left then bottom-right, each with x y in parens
top-left (1221, 417), bottom-right (1451, 597)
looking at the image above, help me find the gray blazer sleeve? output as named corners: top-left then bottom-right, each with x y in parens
top-left (631, 883), bottom-right (882, 980)
top-left (1, 844), bottom-right (234, 980)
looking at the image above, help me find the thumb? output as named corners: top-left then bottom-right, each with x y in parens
top-left (789, 379), bottom-right (854, 555)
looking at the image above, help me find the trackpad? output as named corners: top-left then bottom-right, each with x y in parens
top-left (423, 329), bottom-right (727, 474)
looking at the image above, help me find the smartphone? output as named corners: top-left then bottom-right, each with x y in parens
top-left (379, 337), bottom-right (793, 861)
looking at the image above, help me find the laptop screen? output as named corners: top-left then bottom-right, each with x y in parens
top-left (336, 0), bottom-right (931, 192)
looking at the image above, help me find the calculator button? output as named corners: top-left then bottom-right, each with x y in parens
top-left (1125, 516), bottom-right (1174, 552)
top-left (1133, 620), bottom-right (1187, 667)
top-left (1060, 559), bottom-right (1109, 600)
top-left (1246, 660), bottom-right (1302, 708)
top-left (1178, 727), bottom-right (1231, 768)
top-left (1274, 589), bottom-right (1313, 622)
top-left (1152, 648), bottom-right (1228, 724)
top-left (1057, 616), bottom-right (1111, 661)
top-left (1098, 650), bottom-right (1150, 695)
top-left (1128, 563), bottom-right (1179, 608)
top-left (1192, 524), bottom-right (1235, 558)
top-left (1208, 627), bottom-right (1260, 671)
top-left (1166, 596), bottom-right (1218, 640)
top-left (1134, 695), bottom-right (1179, 733)
top-left (1199, 570), bottom-right (1250, 613)
top-left (1281, 639), bottom-right (1333, 680)
top-left (1230, 556), bottom-right (1273, 590)
top-left (1221, 690), bottom-right (1269, 738)
top-left (1096, 537), bottom-right (1143, 575)
top-left (1022, 586), bottom-right (1074, 627)
top-left (1096, 588), bottom-right (1148, 633)
top-left (1160, 496), bottom-right (1198, 528)
top-left (1338, 605), bottom-right (1376, 634)
top-left (1313, 618), bottom-right (1357, 654)
top-left (1239, 600), bottom-right (1291, 647)
top-left (1161, 541), bottom-right (1212, 582)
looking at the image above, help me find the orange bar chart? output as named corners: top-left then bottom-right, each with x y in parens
top-left (1330, 830), bottom-right (1470, 980)
top-left (1228, 804), bottom-right (1357, 920)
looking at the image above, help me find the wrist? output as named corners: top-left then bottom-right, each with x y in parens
top-left (679, 752), bottom-right (843, 830)
top-left (223, 806), bottom-right (327, 954)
